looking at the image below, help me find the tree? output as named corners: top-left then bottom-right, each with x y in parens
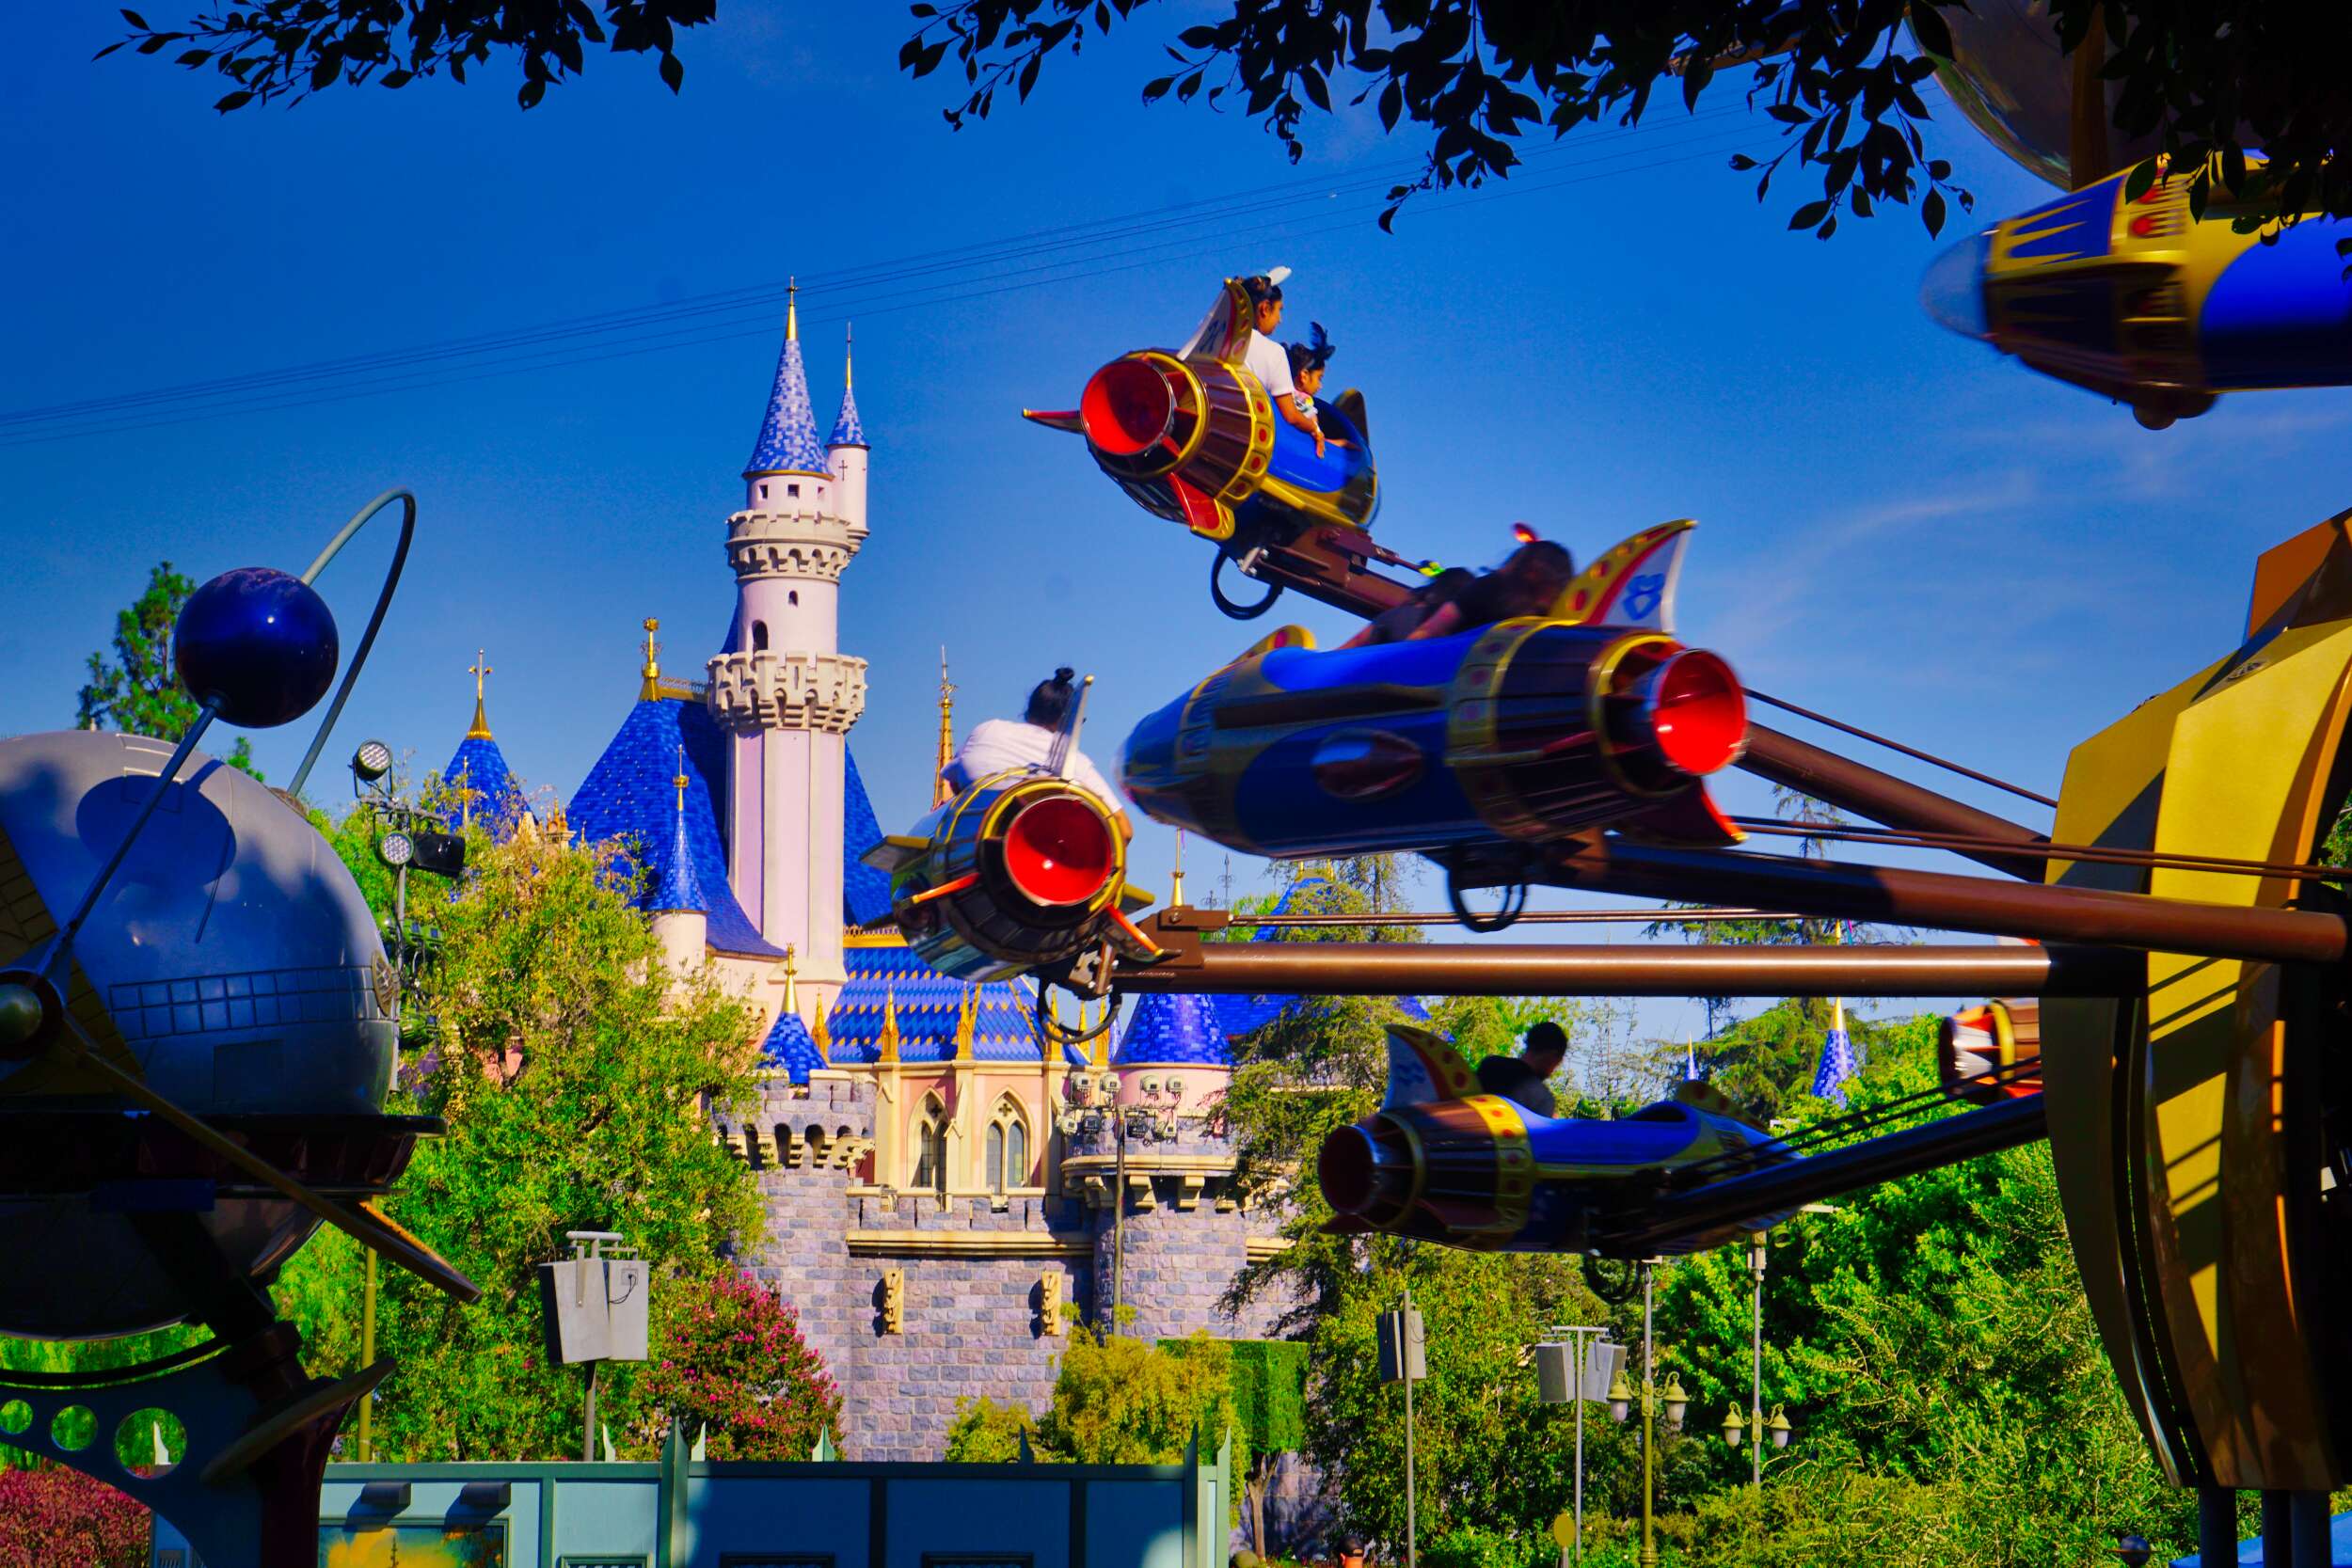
top-left (1226, 1339), bottom-right (1308, 1557)
top-left (0, 1465), bottom-right (149, 1568)
top-left (76, 561), bottom-right (258, 779)
top-left (635, 1270), bottom-right (842, 1460)
top-left (270, 801), bottom-right (773, 1460)
top-left (897, 1), bottom-right (2352, 237)
top-left (110, 5), bottom-right (2352, 240)
top-left (943, 1325), bottom-right (1245, 1477)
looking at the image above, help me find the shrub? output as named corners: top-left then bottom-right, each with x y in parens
top-left (0, 1465), bottom-right (150, 1568)
top-left (637, 1270), bottom-right (841, 1460)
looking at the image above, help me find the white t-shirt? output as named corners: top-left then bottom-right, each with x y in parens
top-left (942, 720), bottom-right (1124, 816)
top-left (1243, 329), bottom-right (1295, 403)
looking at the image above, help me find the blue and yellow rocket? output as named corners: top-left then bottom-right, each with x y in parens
top-left (1118, 520), bottom-right (1753, 866)
top-left (1923, 160), bottom-right (2352, 427)
top-left (1319, 1024), bottom-right (1795, 1255)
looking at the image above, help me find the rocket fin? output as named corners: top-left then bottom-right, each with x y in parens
top-left (1613, 785), bottom-right (1746, 847)
top-left (1334, 388), bottom-right (1368, 438)
top-left (1022, 408), bottom-right (1085, 435)
top-left (863, 834), bottom-right (930, 874)
top-left (1551, 518), bottom-right (1695, 634)
top-left (1382, 1023), bottom-right (1482, 1111)
top-left (1168, 474), bottom-right (1233, 539)
top-left (1232, 625), bottom-right (1317, 664)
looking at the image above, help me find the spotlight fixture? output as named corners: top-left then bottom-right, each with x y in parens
top-left (407, 830), bottom-right (466, 878)
top-left (377, 832), bottom-right (414, 869)
top-left (351, 739), bottom-right (393, 783)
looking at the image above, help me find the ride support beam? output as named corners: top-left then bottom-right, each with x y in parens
top-left (1547, 838), bottom-right (2349, 968)
top-left (1738, 723), bottom-right (2052, 880)
top-left (1116, 940), bottom-right (2142, 997)
top-left (1595, 1093), bottom-right (2049, 1255)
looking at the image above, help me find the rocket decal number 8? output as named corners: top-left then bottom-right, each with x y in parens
top-left (1621, 574), bottom-right (1664, 624)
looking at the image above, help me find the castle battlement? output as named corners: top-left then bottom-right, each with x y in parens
top-left (706, 648), bottom-right (868, 734)
top-left (724, 507), bottom-right (866, 581)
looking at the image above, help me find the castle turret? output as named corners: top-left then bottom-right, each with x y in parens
top-left (441, 649), bottom-right (526, 837)
top-left (828, 324), bottom-right (869, 537)
top-left (648, 752), bottom-right (710, 973)
top-left (707, 284), bottom-right (870, 1011)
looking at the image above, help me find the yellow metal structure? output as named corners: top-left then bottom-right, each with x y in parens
top-left (2045, 508), bottom-right (2352, 1489)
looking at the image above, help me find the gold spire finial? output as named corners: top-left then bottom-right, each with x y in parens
top-left (954, 984), bottom-right (977, 1062)
top-left (467, 649), bottom-right (494, 739)
top-left (879, 985), bottom-right (901, 1064)
top-left (787, 277), bottom-right (799, 342)
top-left (640, 617), bottom-right (661, 701)
top-left (810, 999), bottom-right (831, 1064)
top-left (932, 646), bottom-right (958, 808)
top-left (844, 322), bottom-right (853, 389)
top-left (782, 943), bottom-right (799, 1017)
top-left (1171, 828), bottom-right (1186, 908)
top-left (1089, 999), bottom-right (1112, 1070)
top-left (675, 744), bottom-right (689, 813)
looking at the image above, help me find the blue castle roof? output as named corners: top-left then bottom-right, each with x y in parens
top-left (829, 382), bottom-right (866, 449)
top-left (647, 790), bottom-right (707, 915)
top-left (842, 749), bottom-right (894, 928)
top-left (761, 1006), bottom-right (826, 1085)
top-left (826, 939), bottom-right (1042, 1064)
top-left (567, 696), bottom-right (781, 957)
top-left (442, 734), bottom-right (524, 840)
top-left (745, 327), bottom-right (830, 477)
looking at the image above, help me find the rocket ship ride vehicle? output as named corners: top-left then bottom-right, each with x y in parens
top-left (1119, 520), bottom-right (1751, 920)
top-left (1912, 4), bottom-right (2344, 428)
top-left (1318, 1024), bottom-right (1796, 1255)
top-left (867, 769), bottom-right (1155, 984)
top-left (1923, 159), bottom-right (2352, 429)
top-left (1025, 277), bottom-right (1411, 622)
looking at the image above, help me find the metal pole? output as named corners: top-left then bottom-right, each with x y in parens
top-left (1640, 1263), bottom-right (1657, 1568)
top-left (1750, 1234), bottom-right (1764, 1488)
top-left (393, 863), bottom-right (409, 974)
top-left (1403, 1284), bottom-right (1418, 1568)
top-left (583, 1359), bottom-right (598, 1464)
top-left (1572, 1331), bottom-right (1585, 1566)
top-left (1112, 1109), bottom-right (1126, 1333)
top-left (356, 1247), bottom-right (378, 1460)
top-left (1116, 942), bottom-right (2142, 998)
top-left (1737, 722), bottom-right (2049, 879)
top-left (2199, 1487), bottom-right (2237, 1568)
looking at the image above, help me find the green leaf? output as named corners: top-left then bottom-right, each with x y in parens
top-left (1923, 187), bottom-right (1947, 235)
top-left (1789, 198), bottom-right (1831, 230)
top-left (1910, 1), bottom-right (1954, 60)
top-left (213, 88), bottom-right (253, 110)
top-left (119, 8), bottom-right (148, 27)
top-left (659, 50), bottom-right (683, 93)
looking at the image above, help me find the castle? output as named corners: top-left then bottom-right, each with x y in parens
top-left (437, 293), bottom-right (1298, 1465)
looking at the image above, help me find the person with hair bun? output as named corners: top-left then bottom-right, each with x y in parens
top-left (940, 666), bottom-right (1131, 835)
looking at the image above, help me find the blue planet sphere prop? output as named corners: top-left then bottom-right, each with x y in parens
top-left (173, 566), bottom-right (339, 728)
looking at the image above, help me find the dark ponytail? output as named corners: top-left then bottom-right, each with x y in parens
top-left (1025, 666), bottom-right (1078, 727)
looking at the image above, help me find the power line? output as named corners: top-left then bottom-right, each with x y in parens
top-left (0, 123), bottom-right (1763, 449)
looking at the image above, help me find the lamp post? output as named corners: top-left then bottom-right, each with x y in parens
top-left (1608, 1260), bottom-right (1675, 1568)
top-left (1717, 1230), bottom-right (1799, 1483)
top-left (1057, 1069), bottom-right (1182, 1332)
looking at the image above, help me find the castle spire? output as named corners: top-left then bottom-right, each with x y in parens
top-left (829, 322), bottom-right (867, 450)
top-left (467, 649), bottom-right (494, 739)
top-left (932, 647), bottom-right (956, 808)
top-left (787, 277), bottom-right (799, 341)
top-left (782, 943), bottom-right (800, 1018)
top-left (747, 280), bottom-right (828, 476)
top-left (640, 617), bottom-right (661, 701)
top-left (953, 984), bottom-right (977, 1063)
top-left (879, 987), bottom-right (901, 1065)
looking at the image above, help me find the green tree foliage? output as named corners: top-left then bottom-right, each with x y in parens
top-left (943, 1325), bottom-right (1245, 1479)
top-left (1225, 1339), bottom-right (1308, 1554)
top-left (75, 561), bottom-right (258, 779)
top-left (635, 1270), bottom-right (842, 1460)
top-left (271, 806), bottom-right (772, 1460)
top-left (900, 1), bottom-right (2352, 237)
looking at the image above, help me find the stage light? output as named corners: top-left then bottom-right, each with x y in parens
top-left (377, 832), bottom-right (414, 868)
top-left (351, 739), bottom-right (393, 783)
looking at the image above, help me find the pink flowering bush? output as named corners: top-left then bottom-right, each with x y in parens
top-left (640, 1270), bottom-right (842, 1460)
top-left (0, 1465), bottom-right (150, 1568)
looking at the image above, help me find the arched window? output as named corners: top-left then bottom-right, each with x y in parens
top-left (988, 1095), bottom-right (1030, 1193)
top-left (758, 483), bottom-right (769, 500)
top-left (788, 590), bottom-right (800, 606)
top-left (910, 1096), bottom-right (947, 1196)
top-left (752, 621), bottom-right (769, 652)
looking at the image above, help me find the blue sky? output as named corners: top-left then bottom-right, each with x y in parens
top-left (7, 7), bottom-right (2350, 1043)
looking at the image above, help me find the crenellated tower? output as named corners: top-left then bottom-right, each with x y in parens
top-left (707, 288), bottom-right (871, 1010)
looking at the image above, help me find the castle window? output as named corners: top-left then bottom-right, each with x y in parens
top-left (759, 483), bottom-right (769, 500)
top-left (752, 620), bottom-right (769, 652)
top-left (911, 1097), bottom-right (948, 1196)
top-left (987, 1096), bottom-right (1030, 1193)
top-left (788, 590), bottom-right (799, 606)
top-left (788, 483), bottom-right (802, 498)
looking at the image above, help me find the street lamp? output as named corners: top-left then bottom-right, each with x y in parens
top-left (1056, 1069), bottom-right (1183, 1332)
top-left (1723, 1403), bottom-right (1797, 1457)
top-left (1660, 1375), bottom-right (1688, 1432)
top-left (1604, 1260), bottom-right (1669, 1568)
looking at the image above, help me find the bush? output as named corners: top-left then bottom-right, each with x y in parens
top-left (1423, 1524), bottom-right (1554, 1568)
top-left (0, 1465), bottom-right (149, 1568)
top-left (636, 1270), bottom-right (842, 1460)
top-left (943, 1396), bottom-right (1039, 1463)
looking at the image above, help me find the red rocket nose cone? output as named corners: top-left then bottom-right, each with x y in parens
top-left (1079, 357), bottom-right (1174, 458)
top-left (1003, 794), bottom-right (1118, 907)
top-left (1649, 650), bottom-right (1746, 777)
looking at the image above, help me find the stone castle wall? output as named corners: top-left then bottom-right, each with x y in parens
top-left (723, 1073), bottom-right (1296, 1465)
